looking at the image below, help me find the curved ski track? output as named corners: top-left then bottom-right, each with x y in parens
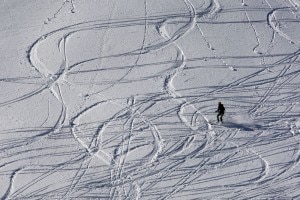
top-left (0, 0), bottom-right (300, 199)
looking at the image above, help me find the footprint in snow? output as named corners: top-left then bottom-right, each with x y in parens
top-left (229, 66), bottom-right (237, 71)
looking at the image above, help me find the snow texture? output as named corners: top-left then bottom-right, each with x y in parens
top-left (0, 0), bottom-right (300, 199)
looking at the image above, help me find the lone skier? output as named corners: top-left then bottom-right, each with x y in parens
top-left (216, 102), bottom-right (225, 123)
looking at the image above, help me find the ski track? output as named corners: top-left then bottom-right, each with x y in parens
top-left (1, 0), bottom-right (300, 199)
top-left (44, 0), bottom-right (76, 24)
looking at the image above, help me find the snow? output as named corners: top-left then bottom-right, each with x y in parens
top-left (0, 0), bottom-right (300, 199)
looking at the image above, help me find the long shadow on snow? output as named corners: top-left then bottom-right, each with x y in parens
top-left (220, 122), bottom-right (262, 131)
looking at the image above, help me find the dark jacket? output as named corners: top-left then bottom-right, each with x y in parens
top-left (217, 103), bottom-right (225, 114)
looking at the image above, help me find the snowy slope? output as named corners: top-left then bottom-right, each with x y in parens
top-left (0, 0), bottom-right (300, 199)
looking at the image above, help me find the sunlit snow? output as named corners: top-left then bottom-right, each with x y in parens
top-left (0, 0), bottom-right (300, 199)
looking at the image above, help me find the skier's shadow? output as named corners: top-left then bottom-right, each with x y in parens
top-left (223, 122), bottom-right (261, 131)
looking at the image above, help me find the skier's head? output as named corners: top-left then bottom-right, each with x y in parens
top-left (218, 102), bottom-right (222, 105)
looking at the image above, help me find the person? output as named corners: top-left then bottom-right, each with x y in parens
top-left (216, 102), bottom-right (225, 122)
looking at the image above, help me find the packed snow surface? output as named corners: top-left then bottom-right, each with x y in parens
top-left (0, 0), bottom-right (300, 199)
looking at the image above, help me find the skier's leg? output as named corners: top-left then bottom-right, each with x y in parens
top-left (217, 113), bottom-right (220, 122)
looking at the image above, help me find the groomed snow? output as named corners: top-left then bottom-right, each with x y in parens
top-left (0, 0), bottom-right (300, 199)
